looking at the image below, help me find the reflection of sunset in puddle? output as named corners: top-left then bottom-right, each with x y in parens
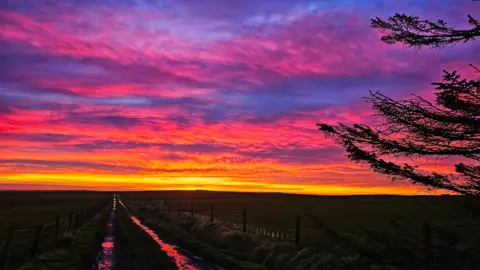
top-left (130, 216), bottom-right (198, 270)
top-left (97, 197), bottom-right (117, 269)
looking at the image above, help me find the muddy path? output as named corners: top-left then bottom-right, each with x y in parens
top-left (128, 215), bottom-right (225, 270)
top-left (116, 197), bottom-right (225, 270)
top-left (93, 196), bottom-right (117, 270)
top-left (93, 195), bottom-right (173, 270)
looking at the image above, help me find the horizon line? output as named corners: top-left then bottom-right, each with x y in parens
top-left (0, 188), bottom-right (454, 196)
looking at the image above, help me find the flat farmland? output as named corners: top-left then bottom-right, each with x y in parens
top-left (0, 190), bottom-right (477, 270)
top-left (0, 191), bottom-right (112, 233)
top-left (120, 190), bottom-right (473, 233)
top-left (119, 191), bottom-right (480, 269)
top-left (0, 191), bottom-right (113, 270)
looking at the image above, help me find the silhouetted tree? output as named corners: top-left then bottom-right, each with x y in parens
top-left (318, 13), bottom-right (480, 196)
top-left (371, 13), bottom-right (480, 48)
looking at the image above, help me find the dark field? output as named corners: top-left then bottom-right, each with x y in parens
top-left (0, 191), bottom-right (478, 269)
top-left (120, 190), bottom-right (472, 233)
top-left (120, 191), bottom-right (479, 269)
top-left (0, 191), bottom-right (113, 270)
top-left (0, 191), bottom-right (112, 236)
top-left (1, 190), bottom-right (471, 234)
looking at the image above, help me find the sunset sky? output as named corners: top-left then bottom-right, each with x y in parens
top-left (1, 0), bottom-right (479, 194)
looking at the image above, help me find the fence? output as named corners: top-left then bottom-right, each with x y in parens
top-left (136, 199), bottom-right (305, 247)
top-left (0, 204), bottom-right (107, 270)
top-left (127, 197), bottom-right (447, 269)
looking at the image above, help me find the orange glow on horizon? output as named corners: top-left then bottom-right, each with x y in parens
top-left (0, 1), bottom-right (473, 196)
top-left (1, 172), bottom-right (436, 195)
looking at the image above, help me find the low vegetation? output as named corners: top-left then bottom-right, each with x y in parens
top-left (2, 191), bottom-right (478, 269)
top-left (121, 191), bottom-right (479, 270)
top-left (0, 191), bottom-right (111, 233)
top-left (0, 191), bottom-right (111, 270)
top-left (126, 200), bottom-right (268, 270)
top-left (18, 207), bottom-right (109, 270)
top-left (121, 191), bottom-right (469, 232)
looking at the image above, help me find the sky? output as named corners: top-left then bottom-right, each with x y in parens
top-left (0, 0), bottom-right (479, 195)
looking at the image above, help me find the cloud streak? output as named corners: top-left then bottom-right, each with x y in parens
top-left (0, 0), bottom-right (477, 194)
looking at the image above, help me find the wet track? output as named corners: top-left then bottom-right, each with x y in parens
top-left (95, 196), bottom-right (117, 270)
top-left (113, 197), bottom-right (225, 270)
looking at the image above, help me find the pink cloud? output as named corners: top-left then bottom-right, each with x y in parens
top-left (1, 1), bottom-right (476, 194)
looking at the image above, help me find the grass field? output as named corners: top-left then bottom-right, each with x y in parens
top-left (120, 190), bottom-right (472, 233)
top-left (18, 208), bottom-right (109, 270)
top-left (1, 190), bottom-right (478, 269)
top-left (2, 190), bottom-right (470, 233)
top-left (0, 191), bottom-right (112, 232)
top-left (120, 191), bottom-right (480, 269)
top-left (0, 191), bottom-right (113, 270)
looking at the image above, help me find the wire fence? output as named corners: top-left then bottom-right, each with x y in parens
top-left (127, 198), bottom-right (446, 269)
top-left (0, 202), bottom-right (109, 270)
top-left (132, 199), bottom-right (315, 247)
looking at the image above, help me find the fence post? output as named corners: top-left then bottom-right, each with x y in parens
top-left (210, 206), bottom-right (214, 222)
top-left (0, 225), bottom-right (14, 270)
top-left (53, 215), bottom-right (60, 244)
top-left (168, 204), bottom-right (172, 212)
top-left (75, 212), bottom-right (79, 230)
top-left (164, 200), bottom-right (168, 211)
top-left (295, 216), bottom-right (301, 247)
top-left (68, 212), bottom-right (72, 232)
top-left (190, 204), bottom-right (194, 216)
top-left (30, 224), bottom-right (43, 259)
top-left (423, 223), bottom-right (432, 270)
top-left (242, 210), bottom-right (247, 233)
top-left (79, 210), bottom-right (83, 226)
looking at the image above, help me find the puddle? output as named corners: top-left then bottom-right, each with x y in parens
top-left (129, 216), bottom-right (198, 270)
top-left (117, 199), bottom-right (200, 270)
top-left (117, 198), bottom-right (226, 270)
top-left (95, 195), bottom-right (117, 270)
